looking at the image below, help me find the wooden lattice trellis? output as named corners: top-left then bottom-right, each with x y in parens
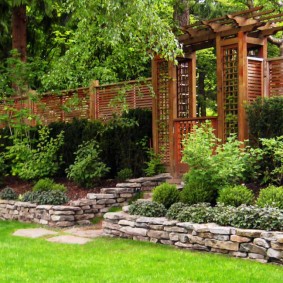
top-left (223, 46), bottom-right (239, 139)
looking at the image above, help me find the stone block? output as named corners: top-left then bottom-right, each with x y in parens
top-left (133, 236), bottom-right (149, 242)
top-left (194, 232), bottom-right (213, 239)
top-left (261, 232), bottom-right (283, 241)
top-left (50, 210), bottom-right (75, 215)
top-left (120, 226), bottom-right (147, 237)
top-left (175, 242), bottom-right (193, 249)
top-left (211, 248), bottom-right (229, 254)
top-left (51, 215), bottom-right (75, 222)
top-left (230, 235), bottom-right (251, 243)
top-left (248, 253), bottom-right (265, 260)
top-left (103, 212), bottom-right (126, 220)
top-left (271, 242), bottom-right (283, 251)
top-left (213, 235), bottom-right (230, 241)
top-left (230, 251), bottom-right (247, 258)
top-left (136, 217), bottom-right (167, 225)
top-left (254, 238), bottom-right (270, 249)
top-left (267, 248), bottom-right (283, 259)
top-left (160, 240), bottom-right (173, 245)
top-left (192, 244), bottom-right (209, 251)
top-left (205, 239), bottom-right (239, 251)
top-left (74, 214), bottom-right (94, 220)
top-left (179, 234), bottom-right (189, 243)
top-left (52, 206), bottom-right (81, 211)
top-left (169, 232), bottom-right (180, 242)
top-left (147, 230), bottom-right (169, 239)
top-left (187, 234), bottom-right (205, 245)
top-left (149, 224), bottom-right (164, 230)
top-left (116, 183), bottom-right (141, 188)
top-left (236, 229), bottom-right (264, 238)
top-left (164, 226), bottom-right (186, 233)
top-left (240, 243), bottom-right (266, 255)
top-left (209, 227), bottom-right (231, 235)
top-left (103, 222), bottom-right (120, 230)
top-left (55, 221), bottom-right (74, 227)
top-left (37, 205), bottom-right (52, 210)
top-left (120, 193), bottom-right (133, 198)
top-left (118, 220), bottom-right (135, 227)
top-left (163, 220), bottom-right (178, 226)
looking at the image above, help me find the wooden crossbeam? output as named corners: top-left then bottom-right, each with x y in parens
top-left (228, 15), bottom-right (258, 26)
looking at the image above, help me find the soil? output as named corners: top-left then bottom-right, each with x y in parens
top-left (1, 176), bottom-right (117, 201)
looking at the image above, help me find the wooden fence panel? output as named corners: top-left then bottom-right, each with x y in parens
top-left (267, 57), bottom-right (283, 97)
top-left (247, 57), bottom-right (263, 102)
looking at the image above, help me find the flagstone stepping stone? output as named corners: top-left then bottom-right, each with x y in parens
top-left (64, 227), bottom-right (103, 238)
top-left (47, 235), bottom-right (92, 245)
top-left (13, 228), bottom-right (58, 239)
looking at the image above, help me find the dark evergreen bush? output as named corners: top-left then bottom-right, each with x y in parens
top-left (0, 187), bottom-right (17, 200)
top-left (22, 190), bottom-right (68, 205)
top-left (166, 202), bottom-right (188, 219)
top-left (246, 96), bottom-right (283, 144)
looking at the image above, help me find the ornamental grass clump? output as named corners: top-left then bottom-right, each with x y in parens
top-left (128, 200), bottom-right (167, 217)
top-left (217, 185), bottom-right (254, 207)
top-left (152, 183), bottom-right (180, 209)
top-left (256, 185), bottom-right (283, 209)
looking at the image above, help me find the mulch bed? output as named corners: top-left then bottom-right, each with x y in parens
top-left (1, 176), bottom-right (117, 201)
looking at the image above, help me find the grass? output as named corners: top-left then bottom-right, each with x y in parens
top-left (1, 221), bottom-right (283, 283)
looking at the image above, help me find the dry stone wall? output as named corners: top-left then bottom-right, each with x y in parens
top-left (0, 174), bottom-right (171, 227)
top-left (103, 211), bottom-right (283, 265)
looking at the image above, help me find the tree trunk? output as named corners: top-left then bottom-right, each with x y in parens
top-left (12, 4), bottom-right (27, 61)
top-left (173, 0), bottom-right (189, 27)
top-left (198, 71), bottom-right (206, 117)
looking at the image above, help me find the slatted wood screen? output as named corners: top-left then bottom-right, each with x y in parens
top-left (0, 79), bottom-right (152, 128)
top-left (177, 59), bottom-right (190, 118)
top-left (156, 60), bottom-right (170, 164)
top-left (267, 58), bottom-right (283, 97)
top-left (247, 57), bottom-right (263, 102)
top-left (95, 79), bottom-right (152, 121)
top-left (223, 46), bottom-right (238, 139)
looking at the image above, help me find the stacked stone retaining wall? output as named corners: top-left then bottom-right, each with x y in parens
top-left (0, 174), bottom-right (171, 227)
top-left (103, 211), bottom-right (283, 265)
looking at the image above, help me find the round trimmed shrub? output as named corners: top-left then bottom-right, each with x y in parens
top-left (256, 185), bottom-right (283, 209)
top-left (0, 187), bottom-right (17, 200)
top-left (166, 202), bottom-right (188, 220)
top-left (152, 183), bottom-right (180, 209)
top-left (116, 168), bottom-right (133, 181)
top-left (33, 178), bottom-right (67, 192)
top-left (217, 185), bottom-right (254, 207)
top-left (128, 200), bottom-right (167, 217)
top-left (180, 184), bottom-right (216, 205)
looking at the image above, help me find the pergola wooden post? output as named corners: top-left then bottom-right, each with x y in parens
top-left (153, 6), bottom-right (283, 177)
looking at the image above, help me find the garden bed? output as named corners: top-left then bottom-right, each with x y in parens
top-left (103, 210), bottom-right (283, 265)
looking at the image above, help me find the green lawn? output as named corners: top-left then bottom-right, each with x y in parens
top-left (0, 221), bottom-right (283, 283)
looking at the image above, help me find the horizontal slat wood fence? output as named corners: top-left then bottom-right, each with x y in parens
top-left (0, 79), bottom-right (153, 127)
top-left (266, 57), bottom-right (283, 97)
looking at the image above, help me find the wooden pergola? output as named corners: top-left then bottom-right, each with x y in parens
top-left (152, 7), bottom-right (283, 177)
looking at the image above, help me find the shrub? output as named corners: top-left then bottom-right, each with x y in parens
top-left (116, 168), bottom-right (133, 181)
top-left (66, 140), bottom-right (109, 188)
top-left (217, 185), bottom-right (254, 207)
top-left (256, 185), bottom-right (283, 209)
top-left (33, 178), bottom-right (67, 193)
top-left (182, 122), bottom-right (249, 194)
top-left (166, 202), bottom-right (188, 220)
top-left (144, 148), bottom-right (165, 177)
top-left (177, 203), bottom-right (214, 223)
top-left (0, 187), bottom-right (17, 200)
top-left (246, 96), bottom-right (283, 143)
top-left (22, 190), bottom-right (68, 205)
top-left (128, 200), bottom-right (167, 217)
top-left (5, 127), bottom-right (64, 180)
top-left (152, 183), bottom-right (180, 209)
top-left (180, 183), bottom-right (216, 205)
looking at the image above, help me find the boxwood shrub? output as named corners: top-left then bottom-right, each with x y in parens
top-left (217, 185), bottom-right (254, 207)
top-left (256, 185), bottom-right (283, 209)
top-left (0, 187), bottom-right (17, 200)
top-left (152, 183), bottom-right (180, 209)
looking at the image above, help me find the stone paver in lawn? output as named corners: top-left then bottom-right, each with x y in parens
top-left (13, 228), bottom-right (58, 239)
top-left (47, 235), bottom-right (93, 245)
top-left (64, 227), bottom-right (103, 238)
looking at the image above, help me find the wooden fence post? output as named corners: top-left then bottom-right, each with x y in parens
top-left (89, 80), bottom-right (99, 120)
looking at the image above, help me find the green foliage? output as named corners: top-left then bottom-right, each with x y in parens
top-left (246, 97), bottom-right (283, 143)
top-left (107, 206), bottom-right (122, 213)
top-left (169, 202), bottom-right (283, 231)
top-left (166, 202), bottom-right (188, 220)
top-left (33, 178), bottom-right (66, 193)
top-left (256, 186), bottom-right (283, 209)
top-left (22, 190), bottom-right (68, 205)
top-left (144, 148), bottom-right (165, 177)
top-left (66, 140), bottom-right (109, 188)
top-left (0, 187), bottom-right (17, 200)
top-left (180, 183), bottom-right (216, 205)
top-left (5, 127), bottom-right (64, 180)
top-left (182, 122), bottom-right (249, 196)
top-left (217, 185), bottom-right (254, 207)
top-left (177, 203), bottom-right (214, 223)
top-left (129, 191), bottom-right (144, 204)
top-left (116, 168), bottom-right (133, 182)
top-left (152, 183), bottom-right (180, 209)
top-left (128, 200), bottom-right (167, 217)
